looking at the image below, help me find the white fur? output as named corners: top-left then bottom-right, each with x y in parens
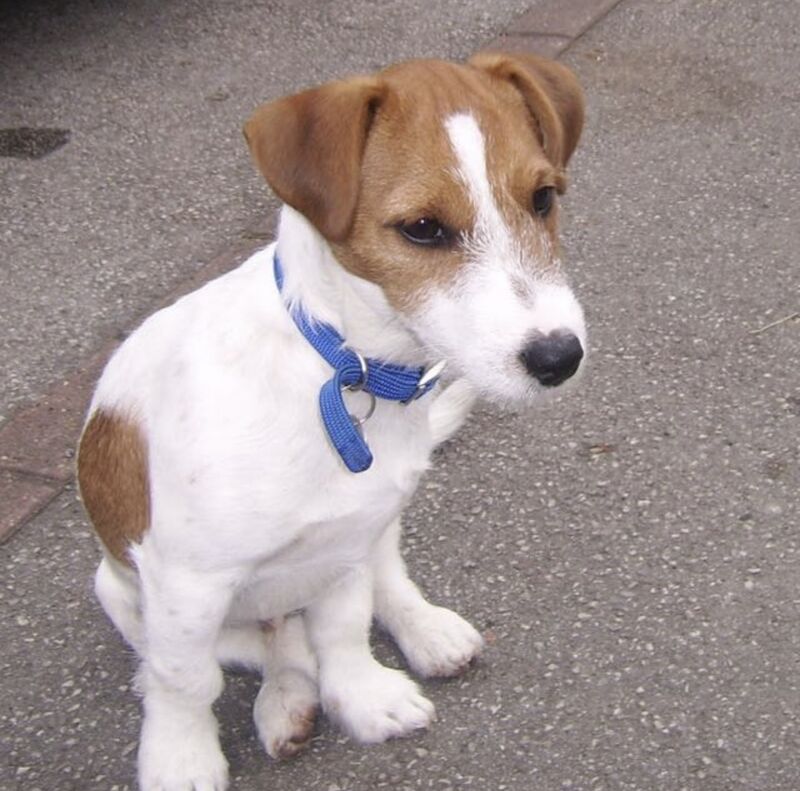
top-left (408, 113), bottom-right (587, 404)
top-left (86, 113), bottom-right (585, 790)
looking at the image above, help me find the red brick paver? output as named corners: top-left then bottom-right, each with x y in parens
top-left (0, 470), bottom-right (61, 542)
top-left (512, 0), bottom-right (624, 37)
top-left (482, 0), bottom-right (623, 56)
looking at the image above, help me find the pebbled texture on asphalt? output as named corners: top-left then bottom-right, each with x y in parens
top-left (1, 0), bottom-right (799, 790)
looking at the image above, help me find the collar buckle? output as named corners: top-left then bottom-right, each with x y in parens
top-left (404, 360), bottom-right (447, 403)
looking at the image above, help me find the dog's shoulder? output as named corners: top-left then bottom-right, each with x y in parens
top-left (90, 245), bottom-right (283, 411)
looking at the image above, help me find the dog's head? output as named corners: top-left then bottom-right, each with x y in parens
top-left (244, 54), bottom-right (586, 404)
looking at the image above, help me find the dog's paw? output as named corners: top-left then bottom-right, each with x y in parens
top-left (393, 604), bottom-right (484, 678)
top-left (138, 709), bottom-right (228, 791)
top-left (254, 669), bottom-right (319, 759)
top-left (322, 661), bottom-right (434, 743)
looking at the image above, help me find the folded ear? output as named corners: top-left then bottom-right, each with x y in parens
top-left (243, 77), bottom-right (385, 241)
top-left (469, 52), bottom-right (584, 170)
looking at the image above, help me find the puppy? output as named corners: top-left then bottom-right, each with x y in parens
top-left (77, 52), bottom-right (586, 790)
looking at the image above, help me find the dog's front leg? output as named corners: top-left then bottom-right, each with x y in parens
top-left (305, 564), bottom-right (435, 743)
top-left (373, 519), bottom-right (484, 677)
top-left (136, 563), bottom-right (236, 791)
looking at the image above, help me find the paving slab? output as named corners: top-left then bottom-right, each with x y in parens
top-left (0, 469), bottom-right (61, 543)
top-left (512, 0), bottom-right (623, 37)
top-left (481, 33), bottom-right (572, 60)
top-left (2, 0), bottom-right (800, 790)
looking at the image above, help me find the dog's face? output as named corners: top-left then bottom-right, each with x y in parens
top-left (245, 55), bottom-right (586, 403)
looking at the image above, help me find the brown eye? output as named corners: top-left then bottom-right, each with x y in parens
top-left (532, 186), bottom-right (556, 218)
top-left (398, 218), bottom-right (452, 246)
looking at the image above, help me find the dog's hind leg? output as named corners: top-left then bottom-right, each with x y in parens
top-left (94, 555), bottom-right (145, 654)
top-left (373, 519), bottom-right (484, 678)
top-left (253, 613), bottom-right (319, 759)
top-left (214, 623), bottom-right (270, 670)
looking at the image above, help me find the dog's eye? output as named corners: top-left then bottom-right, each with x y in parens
top-left (532, 186), bottom-right (556, 218)
top-left (398, 218), bottom-right (451, 246)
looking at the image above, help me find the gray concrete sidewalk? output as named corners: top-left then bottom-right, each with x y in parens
top-left (2, 0), bottom-right (800, 790)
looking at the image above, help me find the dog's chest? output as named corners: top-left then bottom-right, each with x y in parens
top-left (265, 401), bottom-right (432, 541)
top-left (229, 408), bottom-right (431, 617)
top-left (170, 372), bottom-right (435, 554)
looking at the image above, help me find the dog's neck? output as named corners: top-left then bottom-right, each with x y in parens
top-left (275, 206), bottom-right (427, 366)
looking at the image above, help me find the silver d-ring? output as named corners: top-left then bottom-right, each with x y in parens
top-left (402, 359), bottom-right (447, 403)
top-left (351, 391), bottom-right (377, 426)
top-left (343, 350), bottom-right (369, 393)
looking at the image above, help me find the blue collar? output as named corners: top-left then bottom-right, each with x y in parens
top-left (273, 254), bottom-right (444, 472)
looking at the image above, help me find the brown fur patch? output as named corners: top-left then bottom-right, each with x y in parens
top-left (244, 55), bottom-right (584, 311)
top-left (331, 60), bottom-right (568, 308)
top-left (469, 52), bottom-right (584, 169)
top-left (77, 410), bottom-right (150, 566)
top-left (244, 76), bottom-right (385, 242)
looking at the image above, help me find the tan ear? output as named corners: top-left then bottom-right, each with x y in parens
top-left (469, 52), bottom-right (584, 170)
top-left (243, 77), bottom-right (385, 241)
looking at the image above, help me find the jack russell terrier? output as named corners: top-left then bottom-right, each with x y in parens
top-left (78, 52), bottom-right (586, 790)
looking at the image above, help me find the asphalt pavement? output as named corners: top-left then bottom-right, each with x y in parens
top-left (1, 0), bottom-right (799, 790)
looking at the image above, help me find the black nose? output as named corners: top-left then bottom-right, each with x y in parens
top-left (520, 331), bottom-right (584, 387)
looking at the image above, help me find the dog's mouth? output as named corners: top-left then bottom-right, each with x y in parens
top-left (401, 274), bottom-right (587, 407)
top-left (439, 337), bottom-right (587, 408)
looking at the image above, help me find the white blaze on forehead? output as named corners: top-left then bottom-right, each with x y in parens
top-left (444, 111), bottom-right (562, 280)
top-left (410, 112), bottom-right (587, 404)
top-left (444, 112), bottom-right (508, 242)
